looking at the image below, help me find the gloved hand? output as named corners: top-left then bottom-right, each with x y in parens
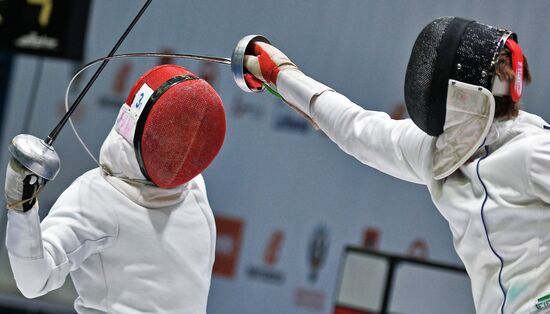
top-left (5, 158), bottom-right (45, 212)
top-left (244, 42), bottom-right (299, 89)
top-left (244, 41), bottom-right (330, 130)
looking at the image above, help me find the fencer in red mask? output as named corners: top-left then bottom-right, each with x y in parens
top-left (4, 65), bottom-right (225, 314)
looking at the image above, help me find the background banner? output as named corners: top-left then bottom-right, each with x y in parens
top-left (0, 1), bottom-right (548, 313)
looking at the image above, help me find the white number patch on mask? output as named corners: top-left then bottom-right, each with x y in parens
top-left (115, 83), bottom-right (154, 143)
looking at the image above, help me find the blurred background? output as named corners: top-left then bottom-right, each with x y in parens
top-left (0, 0), bottom-right (548, 313)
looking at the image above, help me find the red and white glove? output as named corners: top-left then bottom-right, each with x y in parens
top-left (5, 158), bottom-right (45, 212)
top-left (244, 41), bottom-right (332, 128)
top-left (244, 42), bottom-right (299, 89)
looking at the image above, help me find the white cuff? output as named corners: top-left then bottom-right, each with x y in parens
top-left (277, 70), bottom-right (333, 117)
top-left (6, 207), bottom-right (44, 259)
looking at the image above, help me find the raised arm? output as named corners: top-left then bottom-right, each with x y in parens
top-left (4, 161), bottom-right (117, 298)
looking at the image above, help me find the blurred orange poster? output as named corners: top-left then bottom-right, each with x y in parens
top-left (213, 215), bottom-right (245, 278)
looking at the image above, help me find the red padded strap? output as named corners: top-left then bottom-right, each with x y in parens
top-left (505, 38), bottom-right (524, 102)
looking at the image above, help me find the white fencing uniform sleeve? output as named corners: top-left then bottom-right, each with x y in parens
top-left (5, 179), bottom-right (118, 298)
top-left (527, 135), bottom-right (550, 203)
top-left (192, 174), bottom-right (216, 271)
top-left (277, 72), bottom-right (434, 184)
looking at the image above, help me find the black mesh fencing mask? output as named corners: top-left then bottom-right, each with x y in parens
top-left (404, 17), bottom-right (519, 179)
top-left (404, 16), bottom-right (514, 136)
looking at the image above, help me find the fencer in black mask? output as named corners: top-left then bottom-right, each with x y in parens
top-left (243, 16), bottom-right (550, 314)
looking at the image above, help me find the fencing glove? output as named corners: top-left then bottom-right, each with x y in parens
top-left (244, 42), bottom-right (330, 126)
top-left (5, 158), bottom-right (45, 212)
top-left (244, 42), bottom-right (298, 87)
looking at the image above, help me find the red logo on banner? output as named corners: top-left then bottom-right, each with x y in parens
top-left (98, 61), bottom-right (133, 108)
top-left (263, 230), bottom-right (284, 266)
top-left (213, 215), bottom-right (245, 278)
top-left (246, 229), bottom-right (286, 284)
top-left (198, 62), bottom-right (220, 87)
top-left (157, 47), bottom-right (176, 66)
top-left (362, 228), bottom-right (380, 249)
top-left (407, 238), bottom-right (429, 260)
top-left (113, 62), bottom-right (132, 95)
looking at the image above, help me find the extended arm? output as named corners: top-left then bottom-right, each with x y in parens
top-left (309, 89), bottom-right (434, 183)
top-left (245, 42), bottom-right (434, 184)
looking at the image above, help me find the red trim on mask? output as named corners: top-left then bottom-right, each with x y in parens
top-left (505, 38), bottom-right (524, 102)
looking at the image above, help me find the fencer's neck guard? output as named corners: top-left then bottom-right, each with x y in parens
top-left (404, 16), bottom-right (521, 180)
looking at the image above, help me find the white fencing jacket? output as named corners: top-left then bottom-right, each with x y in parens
top-left (277, 71), bottom-right (550, 314)
top-left (6, 129), bottom-right (216, 314)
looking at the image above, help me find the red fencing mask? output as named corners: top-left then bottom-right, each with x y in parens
top-left (115, 64), bottom-right (226, 188)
